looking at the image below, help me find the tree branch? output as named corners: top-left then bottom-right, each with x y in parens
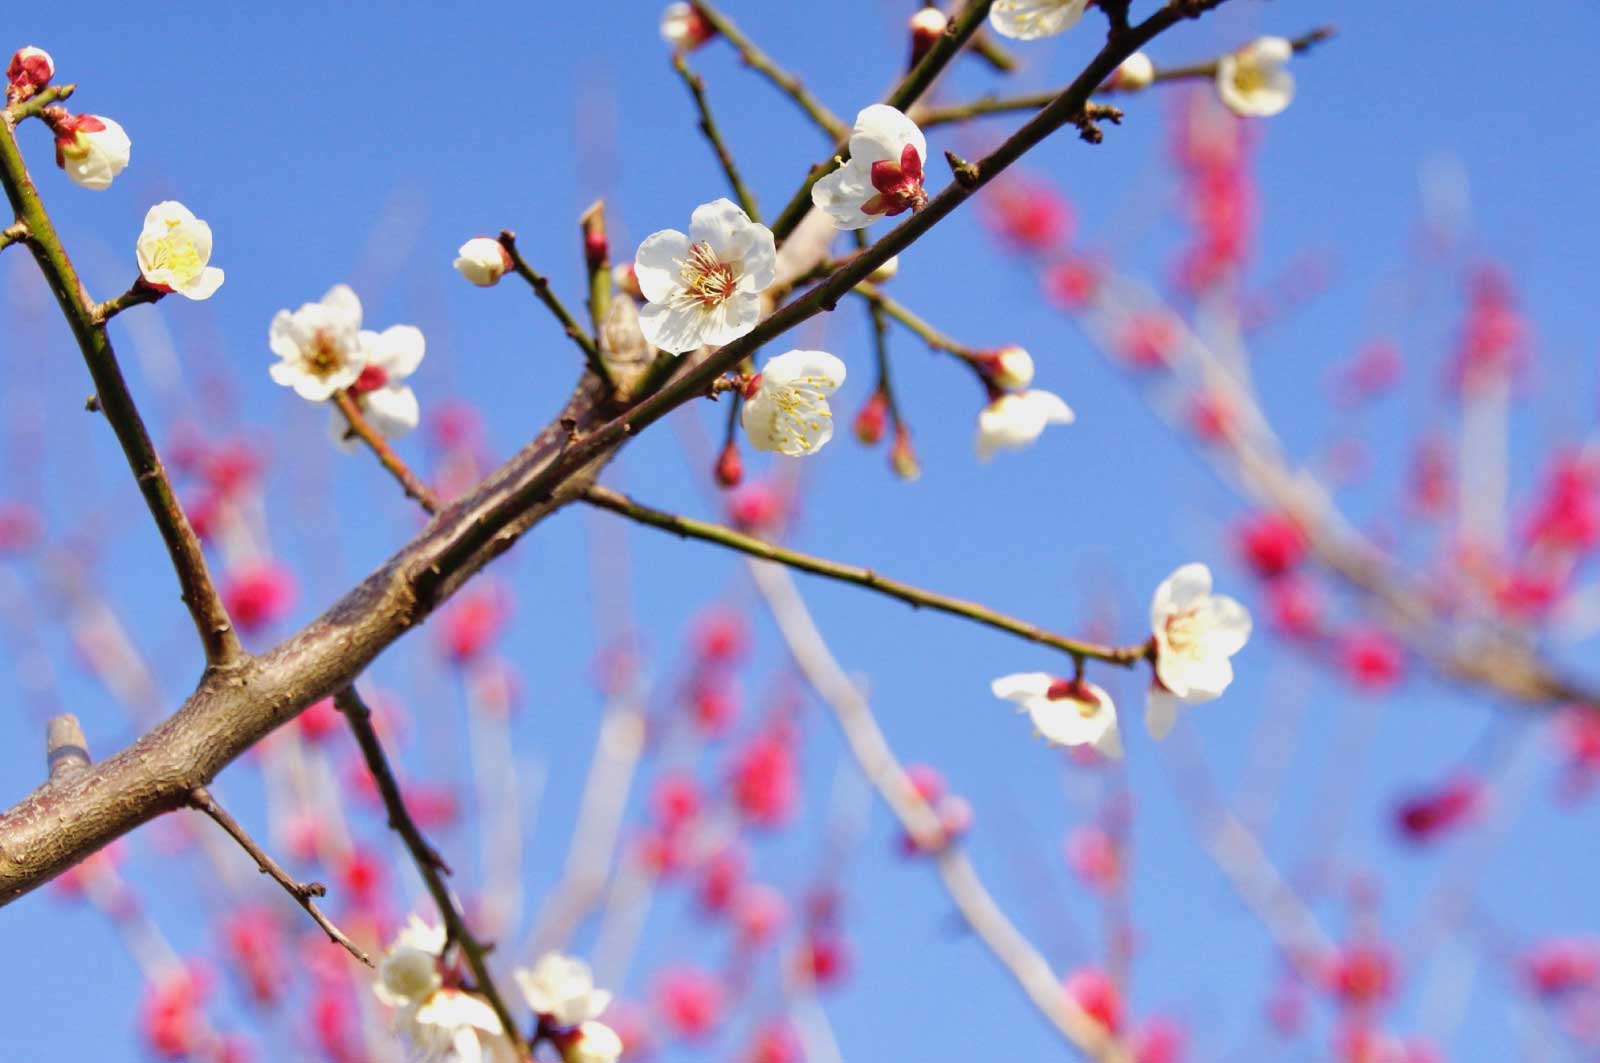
top-left (0, 219), bottom-right (25, 252)
top-left (94, 279), bottom-right (167, 323)
top-left (0, 107), bottom-right (242, 667)
top-left (851, 280), bottom-right (979, 364)
top-left (334, 687), bottom-right (526, 1054)
top-left (186, 785), bottom-right (373, 967)
top-left (334, 391), bottom-right (441, 514)
top-left (583, 483), bottom-right (1145, 666)
top-left (671, 51), bottom-right (762, 222)
top-left (690, 1), bottom-right (850, 141)
top-left (498, 230), bottom-right (612, 388)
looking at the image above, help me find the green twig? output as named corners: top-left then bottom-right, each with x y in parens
top-left (671, 52), bottom-right (762, 223)
top-left (499, 230), bottom-right (613, 390)
top-left (691, 1), bottom-right (849, 141)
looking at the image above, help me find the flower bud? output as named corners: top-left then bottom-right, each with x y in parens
top-left (612, 262), bottom-right (642, 301)
top-left (562, 1021), bottom-right (623, 1063)
top-left (714, 441), bottom-right (743, 488)
top-left (52, 114), bottom-right (130, 191)
top-left (453, 237), bottom-right (511, 287)
top-left (867, 254), bottom-right (900, 284)
top-left (661, 2), bottom-right (716, 51)
top-left (908, 7), bottom-right (949, 68)
top-left (1112, 51), bottom-right (1155, 91)
top-left (853, 391), bottom-right (888, 445)
top-left (889, 426), bottom-right (921, 481)
top-left (977, 345), bottom-right (1034, 391)
top-left (6, 46), bottom-right (53, 100)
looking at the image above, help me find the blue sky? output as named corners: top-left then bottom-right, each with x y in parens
top-left (2, 2), bottom-right (1600, 1061)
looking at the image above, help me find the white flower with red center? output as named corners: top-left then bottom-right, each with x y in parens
top-left (988, 0), bottom-right (1091, 40)
top-left (136, 202), bottom-right (224, 301)
top-left (1146, 562), bottom-right (1251, 738)
top-left (515, 952), bottom-right (612, 1028)
top-left (975, 389), bottom-right (1074, 459)
top-left (812, 105), bottom-right (928, 230)
top-left (6, 46), bottom-right (53, 99)
top-left (1215, 36), bottom-right (1295, 117)
top-left (740, 349), bottom-right (847, 456)
top-left (633, 198), bottom-right (776, 355)
top-left (52, 113), bottom-right (130, 191)
top-left (991, 673), bottom-right (1122, 759)
top-left (454, 237), bottom-right (512, 287)
top-left (268, 284), bottom-right (365, 400)
top-left (332, 324), bottom-right (426, 445)
top-left (660, 2), bottom-right (715, 50)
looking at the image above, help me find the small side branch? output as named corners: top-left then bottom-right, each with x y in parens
top-left (582, 483), bottom-right (1146, 667)
top-left (45, 714), bottom-right (90, 780)
top-left (335, 687), bottom-right (526, 1055)
top-left (499, 231), bottom-right (612, 388)
top-left (94, 280), bottom-right (166, 323)
top-left (187, 786), bottom-right (373, 967)
top-left (851, 281), bottom-right (980, 364)
top-left (671, 52), bottom-right (761, 223)
top-left (333, 391), bottom-right (440, 514)
top-left (691, 1), bottom-right (849, 141)
top-left (0, 220), bottom-right (26, 252)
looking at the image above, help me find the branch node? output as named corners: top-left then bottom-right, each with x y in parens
top-left (943, 150), bottom-right (981, 188)
top-left (45, 715), bottom-right (90, 780)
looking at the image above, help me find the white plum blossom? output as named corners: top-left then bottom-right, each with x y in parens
top-left (268, 284), bottom-right (366, 401)
top-left (454, 237), bottom-right (511, 287)
top-left (515, 952), bottom-right (612, 1028)
top-left (1146, 562), bottom-right (1251, 737)
top-left (331, 325), bottom-right (426, 446)
top-left (53, 114), bottom-right (130, 191)
top-left (373, 916), bottom-right (515, 1063)
top-left (1113, 51), bottom-right (1156, 91)
top-left (740, 349), bottom-right (847, 456)
top-left (811, 105), bottom-right (928, 230)
top-left (1215, 36), bottom-right (1296, 118)
top-left (988, 0), bottom-right (1091, 40)
top-left (975, 389), bottom-right (1074, 460)
top-left (634, 198), bottom-right (776, 354)
top-left (135, 202), bottom-right (224, 301)
top-left (563, 1021), bottom-right (625, 1063)
top-left (991, 673), bottom-right (1122, 759)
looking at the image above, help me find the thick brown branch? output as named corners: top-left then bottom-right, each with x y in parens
top-left (0, 108), bottom-right (241, 667)
top-left (334, 688), bottom-right (524, 1053)
top-left (187, 785), bottom-right (373, 966)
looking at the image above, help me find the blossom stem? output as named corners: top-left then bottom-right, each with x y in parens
top-left (916, 25), bottom-right (1336, 128)
top-left (582, 483), bottom-right (1147, 666)
top-left (671, 52), bottom-right (762, 223)
top-left (853, 231), bottom-right (906, 430)
top-left (851, 280), bottom-right (979, 365)
top-left (186, 786), bottom-right (374, 967)
top-left (767, 0), bottom-right (998, 244)
top-left (333, 391), bottom-right (440, 514)
top-left (690, 1), bottom-right (850, 141)
top-left (498, 230), bottom-right (613, 389)
top-left (0, 82), bottom-right (74, 123)
top-left (0, 99), bottom-right (243, 667)
top-left (94, 279), bottom-right (166, 323)
top-left (334, 687), bottom-right (528, 1055)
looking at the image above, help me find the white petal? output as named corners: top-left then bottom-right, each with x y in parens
top-left (368, 324), bottom-right (426, 379)
top-left (990, 672), bottom-right (1054, 704)
top-left (638, 300), bottom-right (705, 355)
top-left (689, 197), bottom-right (756, 259)
top-left (1203, 594), bottom-right (1252, 657)
top-left (1150, 562), bottom-right (1213, 630)
top-left (1176, 654), bottom-right (1233, 702)
top-left (634, 228), bottom-right (690, 304)
top-left (321, 283), bottom-right (363, 327)
top-left (733, 220), bottom-right (777, 294)
top-left (1144, 688), bottom-right (1180, 740)
top-left (760, 349), bottom-right (846, 392)
top-left (988, 0), bottom-right (1090, 40)
top-left (810, 162), bottom-right (877, 230)
top-left (848, 104), bottom-right (926, 168)
top-left (697, 289), bottom-right (762, 347)
top-left (363, 386), bottom-right (421, 438)
top-left (180, 266), bottom-right (225, 301)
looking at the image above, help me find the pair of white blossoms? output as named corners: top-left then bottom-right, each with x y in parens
top-left (993, 563), bottom-right (1252, 758)
top-left (988, 1), bottom-right (1297, 118)
top-left (376, 918), bottom-right (621, 1063)
top-left (631, 103), bottom-right (1075, 460)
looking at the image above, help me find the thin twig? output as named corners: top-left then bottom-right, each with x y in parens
top-left (851, 280), bottom-right (979, 363)
top-left (1, 83), bottom-right (74, 123)
top-left (0, 220), bottom-right (26, 252)
top-left (333, 391), bottom-right (440, 514)
top-left (582, 483), bottom-right (1146, 667)
top-left (0, 104), bottom-right (242, 667)
top-left (45, 714), bottom-right (90, 780)
top-left (917, 25), bottom-right (1336, 128)
top-left (750, 560), bottom-right (1130, 1063)
top-left (691, 1), bottom-right (850, 141)
top-left (499, 231), bottom-right (612, 388)
top-left (671, 52), bottom-right (761, 223)
top-left (334, 687), bottom-right (527, 1054)
top-left (94, 280), bottom-right (166, 323)
top-left (187, 786), bottom-right (373, 967)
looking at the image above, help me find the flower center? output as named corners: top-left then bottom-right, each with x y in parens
top-left (862, 143), bottom-right (927, 218)
top-left (352, 364), bottom-right (389, 395)
top-left (305, 330), bottom-right (347, 377)
top-left (1164, 608), bottom-right (1204, 659)
top-left (146, 222), bottom-right (204, 285)
top-left (679, 242), bottom-right (738, 310)
top-left (1230, 60), bottom-right (1271, 95)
